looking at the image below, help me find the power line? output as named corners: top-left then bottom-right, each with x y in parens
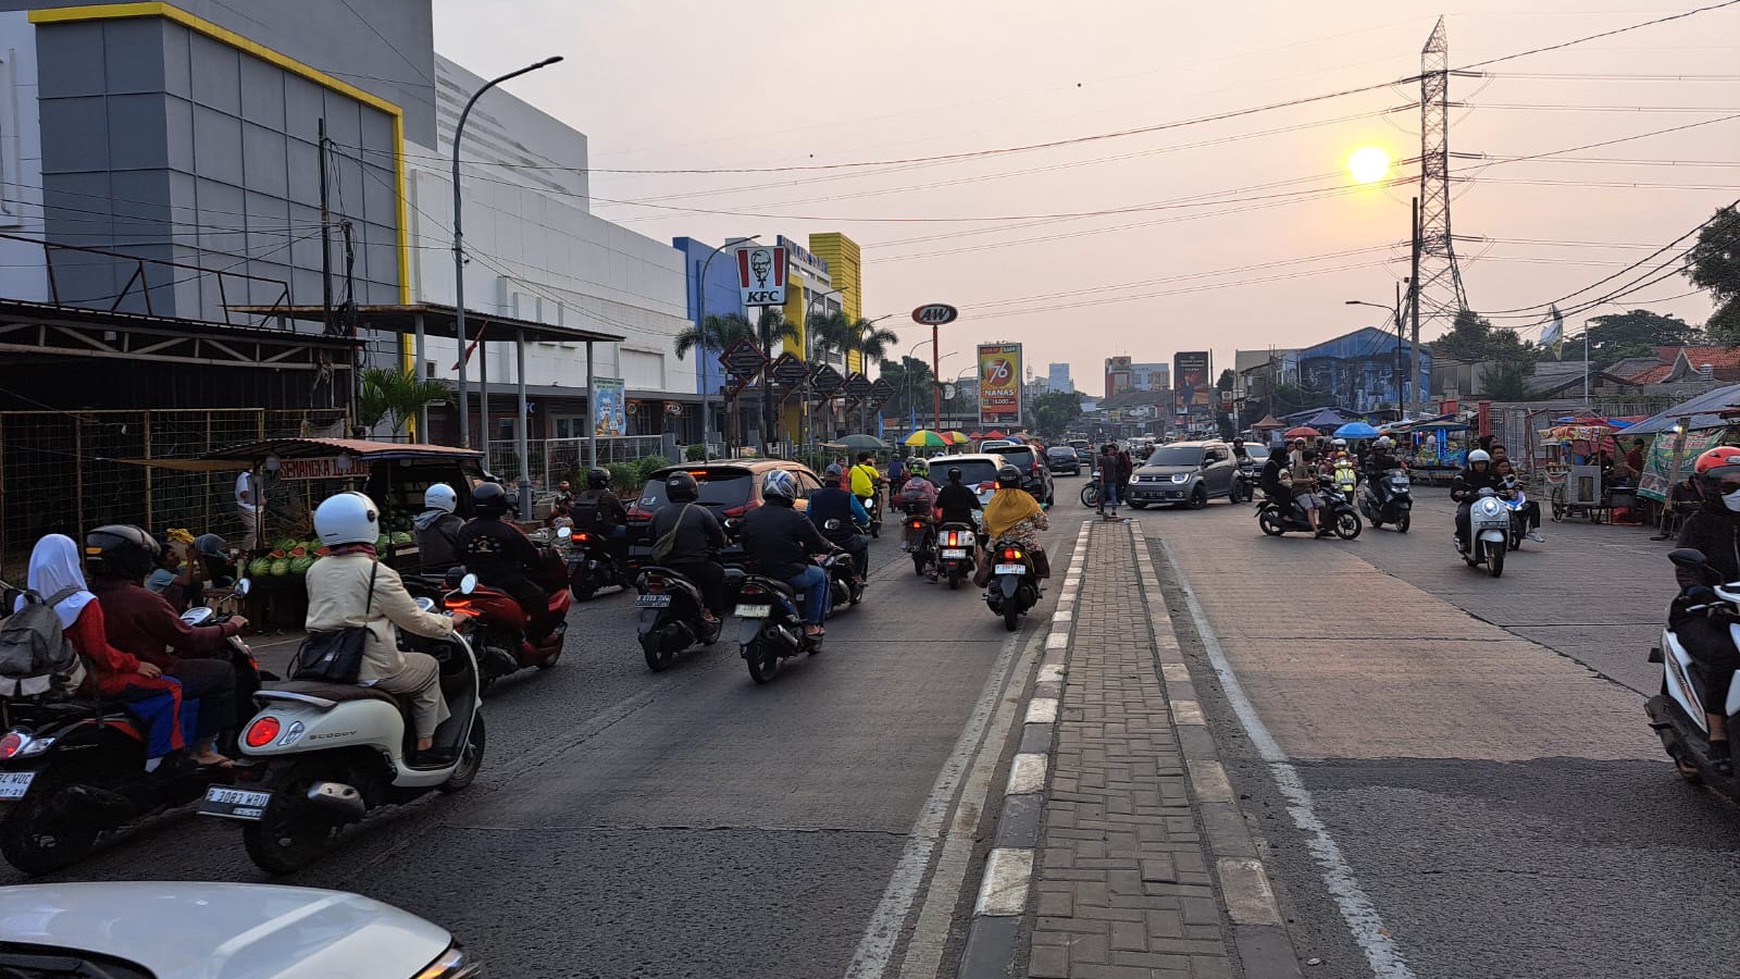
top-left (1458, 0), bottom-right (1740, 69)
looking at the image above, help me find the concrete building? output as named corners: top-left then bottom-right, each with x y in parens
top-left (1130, 362), bottom-right (1169, 392)
top-left (1105, 355), bottom-right (1132, 399)
top-left (1047, 362), bottom-right (1073, 394)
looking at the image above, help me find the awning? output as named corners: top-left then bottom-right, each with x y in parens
top-left (1621, 383), bottom-right (1740, 435)
top-left (227, 302), bottom-right (626, 345)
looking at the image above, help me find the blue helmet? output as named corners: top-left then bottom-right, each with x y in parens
top-left (762, 469), bottom-right (798, 503)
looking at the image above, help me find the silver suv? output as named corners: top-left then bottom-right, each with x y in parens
top-left (1125, 440), bottom-right (1242, 509)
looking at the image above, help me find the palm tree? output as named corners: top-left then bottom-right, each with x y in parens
top-left (803, 310), bottom-right (854, 438)
top-left (847, 318), bottom-right (901, 429)
top-left (357, 367), bottom-right (453, 438)
top-left (752, 307), bottom-right (800, 452)
top-left (673, 311), bottom-right (755, 364)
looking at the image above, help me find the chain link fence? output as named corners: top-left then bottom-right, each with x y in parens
top-left (1, 408), bottom-right (347, 578)
top-left (484, 436), bottom-right (674, 489)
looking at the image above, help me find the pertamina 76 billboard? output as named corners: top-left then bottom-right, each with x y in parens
top-left (978, 343), bottom-right (1023, 427)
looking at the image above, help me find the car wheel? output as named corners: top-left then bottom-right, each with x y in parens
top-left (1188, 485), bottom-right (1208, 509)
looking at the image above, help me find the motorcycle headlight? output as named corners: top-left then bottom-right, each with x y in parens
top-left (414, 945), bottom-right (481, 979)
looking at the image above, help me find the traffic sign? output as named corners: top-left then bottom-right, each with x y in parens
top-left (911, 303), bottom-right (958, 326)
top-left (869, 376), bottom-right (896, 406)
top-left (842, 372), bottom-right (873, 400)
top-left (719, 337), bottom-right (769, 378)
top-left (769, 352), bottom-right (808, 388)
top-left (736, 246), bottom-right (788, 307)
top-left (810, 364), bottom-right (845, 397)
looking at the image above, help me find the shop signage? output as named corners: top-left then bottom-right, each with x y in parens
top-left (977, 342), bottom-right (1023, 427)
top-left (810, 364), bottom-right (845, 396)
top-left (769, 352), bottom-right (808, 387)
top-left (912, 303), bottom-right (958, 326)
top-left (278, 455), bottom-right (356, 481)
top-left (843, 372), bottom-right (872, 400)
top-left (736, 245), bottom-right (788, 306)
top-left (720, 337), bottom-right (769, 378)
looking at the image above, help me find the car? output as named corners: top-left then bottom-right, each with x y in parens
top-left (925, 453), bottom-right (1006, 512)
top-left (977, 438), bottom-right (1019, 451)
top-left (1046, 445), bottom-right (1082, 475)
top-left (626, 459), bottom-right (824, 569)
top-left (1125, 440), bottom-right (1242, 509)
top-left (982, 441), bottom-right (1055, 505)
top-left (0, 881), bottom-right (480, 978)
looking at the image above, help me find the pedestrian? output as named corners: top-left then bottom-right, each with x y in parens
top-left (1626, 437), bottom-right (1647, 475)
top-left (1096, 444), bottom-right (1123, 520)
top-left (234, 470), bottom-right (262, 549)
top-left (1116, 443), bottom-right (1135, 502)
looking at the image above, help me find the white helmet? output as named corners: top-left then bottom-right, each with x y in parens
top-left (1467, 449), bottom-right (1491, 465)
top-left (424, 483), bottom-right (458, 514)
top-left (1376, 436), bottom-right (1395, 449)
top-left (1332, 438), bottom-right (1347, 448)
top-left (314, 491), bottom-right (379, 547)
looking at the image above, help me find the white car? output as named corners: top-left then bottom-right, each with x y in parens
top-left (0, 882), bottom-right (478, 978)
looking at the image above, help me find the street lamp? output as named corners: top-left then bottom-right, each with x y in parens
top-left (695, 234), bottom-right (759, 461)
top-left (453, 54), bottom-right (563, 485)
top-left (803, 287), bottom-right (842, 446)
top-left (1347, 280), bottom-right (1404, 417)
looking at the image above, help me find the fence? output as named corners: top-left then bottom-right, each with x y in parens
top-left (483, 435), bottom-right (675, 489)
top-left (0, 407), bottom-right (347, 578)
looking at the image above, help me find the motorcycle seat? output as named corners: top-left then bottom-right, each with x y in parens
top-left (259, 680), bottom-right (402, 709)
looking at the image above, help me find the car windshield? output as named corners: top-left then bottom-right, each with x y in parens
top-left (1047, 447), bottom-right (1076, 459)
top-left (1242, 445), bottom-right (1269, 462)
top-left (639, 470), bottom-right (753, 508)
top-left (1146, 446), bottom-right (1207, 467)
top-left (987, 446), bottom-right (1037, 469)
top-left (939, 459), bottom-right (1002, 487)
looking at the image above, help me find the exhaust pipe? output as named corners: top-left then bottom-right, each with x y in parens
top-left (304, 781), bottom-right (366, 820)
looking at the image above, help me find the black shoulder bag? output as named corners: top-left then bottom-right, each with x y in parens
top-left (291, 562), bottom-right (378, 684)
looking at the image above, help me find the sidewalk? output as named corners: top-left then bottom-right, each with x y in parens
top-left (958, 519), bottom-right (1300, 979)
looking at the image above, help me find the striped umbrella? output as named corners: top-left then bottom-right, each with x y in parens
top-left (904, 430), bottom-right (948, 448)
top-left (942, 431), bottom-right (971, 446)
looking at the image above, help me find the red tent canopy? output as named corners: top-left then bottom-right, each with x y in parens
top-left (985, 430), bottom-right (1006, 439)
top-left (1284, 426), bottom-right (1321, 439)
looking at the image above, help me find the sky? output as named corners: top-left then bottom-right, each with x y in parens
top-left (431, 0), bottom-right (1740, 393)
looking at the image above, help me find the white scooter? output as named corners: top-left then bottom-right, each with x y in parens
top-left (1650, 548), bottom-right (1740, 787)
top-left (200, 590), bottom-right (486, 874)
top-left (1456, 487), bottom-right (1510, 577)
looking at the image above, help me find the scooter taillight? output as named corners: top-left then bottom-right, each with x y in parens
top-left (741, 583), bottom-right (767, 598)
top-left (646, 578), bottom-right (667, 594)
top-left (244, 716), bottom-right (281, 749)
top-left (910, 520), bottom-right (925, 530)
top-left (0, 730), bottom-right (24, 760)
top-left (946, 531), bottom-right (960, 547)
top-left (1003, 547), bottom-right (1023, 561)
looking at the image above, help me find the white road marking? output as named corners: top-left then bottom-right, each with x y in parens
top-left (1006, 752), bottom-right (1048, 795)
top-left (1025, 697), bottom-right (1059, 724)
top-left (1052, 609), bottom-right (1073, 623)
top-left (1045, 631), bottom-right (1069, 650)
top-left (1218, 857), bottom-right (1283, 926)
top-left (974, 848), bottom-right (1034, 916)
top-left (1158, 539), bottom-right (1416, 979)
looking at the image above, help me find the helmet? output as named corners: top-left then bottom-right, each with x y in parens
top-left (948, 466), bottom-right (963, 484)
top-left (424, 483), bottom-right (458, 514)
top-left (1467, 450), bottom-right (1491, 465)
top-left (1695, 447), bottom-right (1740, 501)
top-left (586, 467), bottom-right (611, 490)
top-left (762, 468), bottom-right (798, 503)
top-left (908, 458), bottom-right (929, 478)
top-left (666, 471), bottom-right (699, 503)
top-left (470, 481), bottom-right (511, 517)
top-left (1376, 436), bottom-right (1395, 450)
top-left (1332, 438), bottom-right (1347, 448)
top-left (84, 524), bottom-right (160, 578)
top-left (314, 491), bottom-right (380, 547)
top-left (996, 464), bottom-right (1023, 489)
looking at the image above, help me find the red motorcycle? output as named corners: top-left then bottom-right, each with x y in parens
top-left (444, 541), bottom-right (571, 691)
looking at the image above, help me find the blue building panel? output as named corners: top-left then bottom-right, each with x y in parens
top-left (673, 237), bottom-right (747, 398)
top-left (1292, 327), bottom-right (1432, 415)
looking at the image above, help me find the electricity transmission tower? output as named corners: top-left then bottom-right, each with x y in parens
top-left (1415, 15), bottom-right (1468, 328)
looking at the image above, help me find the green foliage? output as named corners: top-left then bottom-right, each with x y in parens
top-left (605, 462), bottom-right (641, 494)
top-left (1480, 360), bottom-right (1536, 400)
top-left (1216, 368), bottom-right (1236, 392)
top-left (1432, 309), bottom-right (1536, 365)
top-left (1215, 411), bottom-right (1236, 440)
top-left (1578, 309), bottom-right (1702, 368)
top-left (674, 312), bottom-right (754, 362)
top-left (684, 443), bottom-right (708, 462)
top-left (1688, 205), bottom-right (1740, 344)
top-left (877, 356), bottom-right (935, 416)
top-left (356, 367), bottom-right (453, 436)
top-left (636, 455), bottom-right (672, 485)
top-left (1032, 390), bottom-right (1084, 438)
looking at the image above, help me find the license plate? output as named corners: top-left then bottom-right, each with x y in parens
top-left (199, 785), bottom-right (272, 821)
top-left (636, 594), bottom-right (672, 608)
top-left (738, 604), bottom-right (770, 619)
top-left (942, 549), bottom-right (967, 559)
top-left (0, 771), bottom-right (35, 800)
top-left (994, 564), bottom-right (1026, 575)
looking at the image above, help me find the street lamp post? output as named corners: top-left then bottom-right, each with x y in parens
top-left (1347, 279), bottom-right (1406, 417)
top-left (803, 287), bottom-right (842, 448)
top-left (453, 54), bottom-right (563, 482)
top-left (695, 235), bottom-right (759, 461)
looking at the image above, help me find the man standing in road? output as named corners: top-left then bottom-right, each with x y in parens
top-left (1096, 444), bottom-right (1123, 520)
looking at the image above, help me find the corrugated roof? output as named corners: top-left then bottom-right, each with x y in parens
top-left (1626, 382), bottom-right (1740, 435)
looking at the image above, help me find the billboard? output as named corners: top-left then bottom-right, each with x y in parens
top-left (978, 343), bottom-right (1023, 427)
top-left (735, 245), bottom-right (787, 306)
top-left (1173, 351), bottom-right (1211, 410)
top-left (594, 377), bottom-right (627, 437)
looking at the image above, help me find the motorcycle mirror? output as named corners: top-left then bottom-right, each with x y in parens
top-left (234, 578), bottom-right (251, 597)
top-left (1668, 547), bottom-right (1710, 569)
top-left (460, 573), bottom-right (479, 595)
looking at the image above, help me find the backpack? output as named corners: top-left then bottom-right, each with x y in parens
top-left (650, 504), bottom-right (695, 563)
top-left (0, 587), bottom-right (89, 700)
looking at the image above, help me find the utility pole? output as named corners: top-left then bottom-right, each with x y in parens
top-left (1409, 195), bottom-right (1423, 419)
top-left (318, 118), bottom-right (333, 336)
top-left (1416, 16), bottom-right (1469, 331)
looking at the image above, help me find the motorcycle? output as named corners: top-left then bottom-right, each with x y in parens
top-left (1498, 477), bottom-right (1531, 551)
top-left (899, 503), bottom-right (938, 578)
top-left (823, 550), bottom-right (866, 610)
top-left (566, 527), bottom-right (632, 601)
top-left (985, 537), bottom-right (1042, 632)
top-left (861, 494), bottom-right (883, 539)
top-left (443, 534), bottom-right (572, 690)
top-left (1257, 478), bottom-right (1362, 539)
top-left (0, 581), bottom-right (270, 874)
top-left (1358, 468), bottom-right (1413, 533)
top-left (936, 522), bottom-right (978, 590)
top-left (634, 564), bottom-right (739, 671)
top-left (200, 594), bottom-right (486, 874)
top-left (1649, 547), bottom-right (1740, 788)
top-left (734, 567), bottom-right (825, 684)
top-left (1081, 472), bottom-right (1101, 508)
top-left (1458, 487), bottom-right (1510, 577)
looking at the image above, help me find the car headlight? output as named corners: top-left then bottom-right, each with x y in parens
top-left (414, 944), bottom-right (481, 979)
top-left (1170, 473), bottom-right (1189, 483)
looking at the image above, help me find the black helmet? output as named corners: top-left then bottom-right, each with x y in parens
top-left (85, 524), bottom-right (160, 579)
top-left (471, 481), bottom-right (511, 517)
top-left (666, 471), bottom-right (699, 503)
top-left (996, 464), bottom-right (1023, 489)
top-left (948, 466), bottom-right (963, 484)
top-left (587, 466), bottom-right (611, 490)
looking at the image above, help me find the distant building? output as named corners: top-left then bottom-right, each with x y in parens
top-left (1130, 363), bottom-right (1170, 392)
top-left (1105, 355), bottom-right (1133, 399)
top-left (1048, 362), bottom-right (1074, 394)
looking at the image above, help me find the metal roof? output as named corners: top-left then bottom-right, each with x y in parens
top-left (228, 302), bottom-right (626, 345)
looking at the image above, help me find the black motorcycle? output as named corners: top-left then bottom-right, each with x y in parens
top-left (634, 564), bottom-right (737, 671)
top-left (1357, 468), bottom-right (1413, 533)
top-left (567, 527), bottom-right (633, 601)
top-left (1257, 478), bottom-right (1362, 540)
top-left (0, 583), bottom-right (272, 874)
top-left (936, 522), bottom-right (978, 590)
top-left (823, 551), bottom-right (865, 610)
top-left (734, 569), bottom-right (823, 684)
top-left (985, 536), bottom-right (1042, 632)
top-left (899, 503), bottom-right (938, 577)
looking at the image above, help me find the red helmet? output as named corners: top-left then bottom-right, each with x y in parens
top-left (1695, 446), bottom-right (1740, 493)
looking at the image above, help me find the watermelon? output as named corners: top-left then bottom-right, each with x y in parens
top-left (376, 535), bottom-right (391, 549)
top-left (269, 558), bottom-right (292, 576)
top-left (289, 556), bottom-right (316, 575)
top-left (289, 545), bottom-right (308, 558)
top-left (248, 557), bottom-right (272, 577)
top-left (391, 531), bottom-right (412, 546)
top-left (275, 537), bottom-right (299, 553)
top-left (316, 546), bottom-right (331, 557)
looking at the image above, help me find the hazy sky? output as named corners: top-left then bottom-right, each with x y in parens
top-left (432, 1), bottom-right (1739, 391)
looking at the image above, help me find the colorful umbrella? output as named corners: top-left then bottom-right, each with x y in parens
top-left (904, 430), bottom-right (947, 448)
top-left (840, 434), bottom-right (888, 452)
top-left (969, 431), bottom-right (986, 439)
top-left (1333, 421), bottom-right (1379, 439)
top-left (942, 431), bottom-right (971, 445)
top-left (1284, 426), bottom-right (1321, 440)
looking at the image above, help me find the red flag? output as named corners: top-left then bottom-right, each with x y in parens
top-left (450, 322), bottom-right (486, 371)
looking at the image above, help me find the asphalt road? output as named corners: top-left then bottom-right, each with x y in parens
top-left (1141, 488), bottom-right (1739, 979)
top-left (0, 516), bottom-right (1080, 978)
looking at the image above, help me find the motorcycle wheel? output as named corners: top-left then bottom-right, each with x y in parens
top-left (913, 551), bottom-right (927, 576)
top-left (1333, 510), bottom-right (1362, 540)
top-left (1488, 543), bottom-right (1506, 578)
top-left (569, 579), bottom-right (596, 603)
top-left (439, 713), bottom-right (487, 793)
top-left (1080, 484), bottom-right (1099, 507)
top-left (242, 759), bottom-right (346, 875)
top-left (1395, 510), bottom-right (1411, 534)
top-left (746, 637), bottom-right (781, 684)
top-left (1258, 511), bottom-right (1285, 537)
top-left (643, 634), bottom-right (675, 672)
top-left (1004, 605), bottom-right (1020, 632)
top-left (0, 783), bottom-right (99, 875)
top-left (949, 570), bottom-right (961, 591)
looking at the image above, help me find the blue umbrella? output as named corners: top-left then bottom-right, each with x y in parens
top-left (1334, 421), bottom-right (1380, 439)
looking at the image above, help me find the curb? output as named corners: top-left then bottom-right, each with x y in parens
top-left (954, 519), bottom-right (1305, 979)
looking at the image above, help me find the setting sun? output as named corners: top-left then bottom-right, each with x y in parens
top-left (1347, 145), bottom-right (1392, 184)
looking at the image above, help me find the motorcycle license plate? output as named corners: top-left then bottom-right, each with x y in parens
top-left (0, 771), bottom-right (35, 800)
top-left (942, 548), bottom-right (968, 559)
top-left (737, 604), bottom-right (771, 619)
top-left (199, 785), bottom-right (272, 821)
top-left (994, 564), bottom-right (1026, 575)
top-left (635, 594), bottom-right (672, 608)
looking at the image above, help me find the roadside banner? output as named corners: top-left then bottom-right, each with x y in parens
top-left (978, 343), bottom-right (1022, 427)
top-left (594, 377), bottom-right (627, 437)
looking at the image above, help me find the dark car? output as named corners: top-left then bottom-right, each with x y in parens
top-left (1046, 446), bottom-right (1082, 476)
top-left (626, 460), bottom-right (823, 570)
top-left (984, 442), bottom-right (1055, 505)
top-left (1125, 440), bottom-right (1241, 509)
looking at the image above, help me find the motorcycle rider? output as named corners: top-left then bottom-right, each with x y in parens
top-left (1259, 447), bottom-right (1289, 506)
top-left (896, 458), bottom-right (939, 514)
top-left (850, 452), bottom-right (882, 515)
top-left (1450, 449), bottom-right (1503, 552)
top-left (83, 524), bottom-right (244, 767)
top-left (980, 463), bottom-right (1051, 584)
top-left (808, 467), bottom-right (872, 583)
top-left (1231, 436), bottom-right (1251, 464)
top-left (573, 466), bottom-right (631, 569)
top-left (937, 466), bottom-right (983, 527)
top-left (1495, 459), bottom-right (1546, 543)
top-left (1283, 448), bottom-right (1328, 537)
top-left (458, 481), bottom-right (559, 642)
top-left (413, 483), bottom-right (465, 573)
top-left (741, 469), bottom-right (841, 639)
top-left (647, 471), bottom-right (727, 624)
top-left (1670, 446), bottom-right (1740, 771)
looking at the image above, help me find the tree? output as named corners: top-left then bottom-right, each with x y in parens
top-left (1480, 360), bottom-right (1535, 401)
top-left (1579, 309), bottom-right (1701, 368)
top-left (357, 367), bottom-right (452, 437)
top-left (1689, 205), bottom-right (1740, 343)
top-left (1032, 390), bottom-right (1083, 438)
top-left (878, 356), bottom-right (934, 418)
top-left (1216, 368), bottom-right (1236, 392)
top-left (673, 312), bottom-right (754, 364)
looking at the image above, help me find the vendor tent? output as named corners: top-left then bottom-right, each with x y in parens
top-left (1251, 414), bottom-right (1286, 431)
top-left (1623, 383), bottom-right (1740, 436)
